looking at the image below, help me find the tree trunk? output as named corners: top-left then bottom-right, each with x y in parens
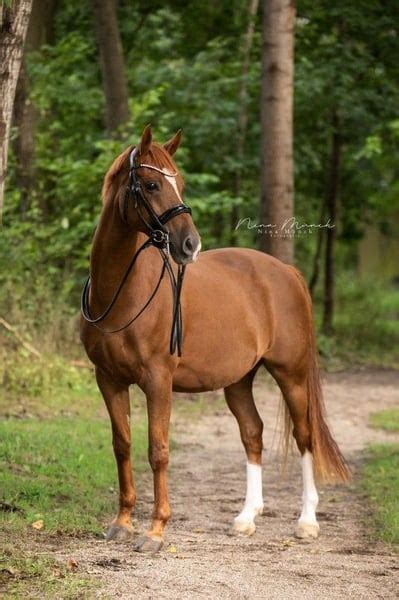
top-left (308, 197), bottom-right (326, 298)
top-left (92, 0), bottom-right (130, 135)
top-left (260, 0), bottom-right (295, 264)
top-left (0, 0), bottom-right (32, 216)
top-left (230, 0), bottom-right (259, 245)
top-left (322, 112), bottom-right (341, 335)
top-left (12, 61), bottom-right (34, 214)
top-left (12, 0), bottom-right (57, 215)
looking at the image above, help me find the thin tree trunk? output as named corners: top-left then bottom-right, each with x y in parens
top-left (322, 112), bottom-right (341, 335)
top-left (230, 0), bottom-right (259, 245)
top-left (92, 0), bottom-right (130, 135)
top-left (12, 0), bottom-right (57, 215)
top-left (308, 197), bottom-right (326, 297)
top-left (211, 211), bottom-right (224, 246)
top-left (260, 0), bottom-right (295, 264)
top-left (0, 0), bottom-right (32, 216)
top-left (13, 61), bottom-right (34, 214)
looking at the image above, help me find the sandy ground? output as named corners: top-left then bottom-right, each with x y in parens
top-left (53, 370), bottom-right (398, 599)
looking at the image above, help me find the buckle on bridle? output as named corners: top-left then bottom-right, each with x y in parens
top-left (151, 229), bottom-right (170, 252)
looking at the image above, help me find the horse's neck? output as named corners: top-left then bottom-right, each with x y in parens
top-left (89, 200), bottom-right (148, 314)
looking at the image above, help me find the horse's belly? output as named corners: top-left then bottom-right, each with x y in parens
top-left (172, 360), bottom-right (258, 393)
top-left (172, 319), bottom-right (269, 393)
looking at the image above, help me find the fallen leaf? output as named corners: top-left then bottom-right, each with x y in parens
top-left (32, 519), bottom-right (44, 530)
top-left (67, 559), bottom-right (78, 571)
top-left (1, 566), bottom-right (17, 577)
top-left (168, 546), bottom-right (177, 553)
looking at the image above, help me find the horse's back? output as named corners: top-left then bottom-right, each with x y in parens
top-left (188, 246), bottom-right (308, 316)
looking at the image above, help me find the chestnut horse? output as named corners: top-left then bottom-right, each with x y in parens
top-left (80, 126), bottom-right (349, 553)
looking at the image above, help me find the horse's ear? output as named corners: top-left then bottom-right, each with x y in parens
top-left (138, 124), bottom-right (152, 156)
top-left (164, 129), bottom-right (182, 156)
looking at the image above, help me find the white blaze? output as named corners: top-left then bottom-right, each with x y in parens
top-left (163, 168), bottom-right (202, 262)
top-left (164, 171), bottom-right (182, 203)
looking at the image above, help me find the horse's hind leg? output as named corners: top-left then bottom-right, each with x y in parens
top-left (224, 373), bottom-right (264, 535)
top-left (270, 367), bottom-right (320, 539)
top-left (96, 368), bottom-right (135, 542)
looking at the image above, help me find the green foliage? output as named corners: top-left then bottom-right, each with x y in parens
top-left (1, 0), bottom-right (399, 362)
top-left (314, 275), bottom-right (399, 368)
top-left (0, 352), bottom-right (95, 402)
top-left (2, 0), bottom-right (262, 328)
top-left (295, 0), bottom-right (399, 259)
top-left (362, 443), bottom-right (399, 546)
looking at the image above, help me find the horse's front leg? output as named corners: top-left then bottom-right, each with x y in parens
top-left (96, 368), bottom-right (136, 541)
top-left (134, 371), bottom-right (172, 553)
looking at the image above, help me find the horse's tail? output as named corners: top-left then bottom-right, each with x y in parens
top-left (285, 268), bottom-right (351, 484)
top-left (306, 331), bottom-right (351, 483)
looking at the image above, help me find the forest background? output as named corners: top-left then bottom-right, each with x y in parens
top-left (1, 0), bottom-right (399, 374)
top-left (0, 4), bottom-right (398, 595)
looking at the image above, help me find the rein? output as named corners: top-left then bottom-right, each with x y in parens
top-left (80, 147), bottom-right (192, 356)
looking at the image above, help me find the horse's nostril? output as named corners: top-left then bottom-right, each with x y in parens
top-left (183, 235), bottom-right (194, 254)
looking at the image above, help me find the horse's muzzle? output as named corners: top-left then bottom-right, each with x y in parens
top-left (170, 232), bottom-right (201, 265)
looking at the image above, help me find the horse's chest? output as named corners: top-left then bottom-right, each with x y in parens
top-left (83, 329), bottom-right (144, 383)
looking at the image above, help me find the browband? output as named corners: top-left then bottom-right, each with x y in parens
top-left (135, 163), bottom-right (178, 177)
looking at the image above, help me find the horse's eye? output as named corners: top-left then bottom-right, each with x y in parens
top-left (145, 182), bottom-right (159, 192)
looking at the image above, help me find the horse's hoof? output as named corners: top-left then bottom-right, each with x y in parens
top-left (233, 518), bottom-right (256, 536)
top-left (294, 522), bottom-right (320, 540)
top-left (106, 524), bottom-right (134, 542)
top-left (133, 535), bottom-right (163, 553)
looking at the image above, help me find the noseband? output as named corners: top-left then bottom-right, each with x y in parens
top-left (81, 146), bottom-right (193, 356)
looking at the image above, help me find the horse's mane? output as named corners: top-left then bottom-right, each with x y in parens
top-left (102, 142), bottom-right (180, 204)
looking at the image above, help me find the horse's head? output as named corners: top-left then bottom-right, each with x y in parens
top-left (105, 125), bottom-right (201, 265)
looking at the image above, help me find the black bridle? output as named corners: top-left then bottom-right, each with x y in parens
top-left (81, 146), bottom-right (193, 356)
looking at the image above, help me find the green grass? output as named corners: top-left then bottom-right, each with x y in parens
top-left (0, 351), bottom-right (147, 597)
top-left (362, 409), bottom-right (399, 547)
top-left (0, 544), bottom-right (100, 599)
top-left (0, 416), bottom-right (147, 535)
top-left (362, 444), bottom-right (399, 546)
top-left (0, 352), bottom-right (149, 536)
top-left (370, 408), bottom-right (399, 433)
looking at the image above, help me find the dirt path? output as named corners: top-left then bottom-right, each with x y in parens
top-left (56, 370), bottom-right (398, 599)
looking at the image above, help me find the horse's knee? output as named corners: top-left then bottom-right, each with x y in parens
top-left (149, 444), bottom-right (169, 471)
top-left (113, 436), bottom-right (130, 461)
